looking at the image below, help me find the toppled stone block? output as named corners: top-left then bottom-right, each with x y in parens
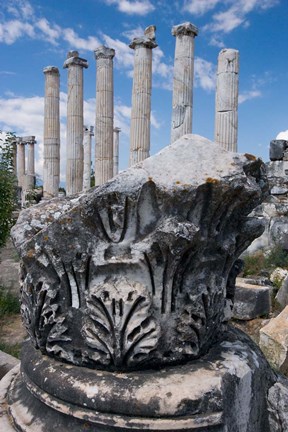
top-left (232, 278), bottom-right (271, 320)
top-left (260, 306), bottom-right (288, 374)
top-left (276, 276), bottom-right (288, 309)
top-left (268, 379), bottom-right (288, 432)
top-left (270, 140), bottom-right (286, 161)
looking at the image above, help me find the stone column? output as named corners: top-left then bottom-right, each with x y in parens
top-left (16, 137), bottom-right (25, 188)
top-left (171, 22), bottom-right (198, 144)
top-left (43, 66), bottom-right (60, 198)
top-left (129, 26), bottom-right (157, 167)
top-left (26, 136), bottom-right (36, 190)
top-left (82, 126), bottom-right (94, 192)
top-left (113, 127), bottom-right (121, 177)
top-left (64, 51), bottom-right (88, 195)
top-left (11, 139), bottom-right (17, 178)
top-left (214, 48), bottom-right (239, 152)
top-left (94, 46), bottom-right (115, 186)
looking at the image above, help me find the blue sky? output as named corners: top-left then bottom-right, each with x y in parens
top-left (0, 0), bottom-right (287, 183)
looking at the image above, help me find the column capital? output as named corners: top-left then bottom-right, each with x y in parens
top-left (113, 127), bottom-right (121, 133)
top-left (129, 37), bottom-right (158, 50)
top-left (43, 66), bottom-right (60, 75)
top-left (22, 136), bottom-right (36, 144)
top-left (172, 22), bottom-right (198, 37)
top-left (94, 46), bottom-right (115, 60)
top-left (64, 51), bottom-right (88, 69)
top-left (217, 48), bottom-right (239, 74)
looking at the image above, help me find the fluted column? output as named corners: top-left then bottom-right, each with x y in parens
top-left (113, 127), bottom-right (121, 176)
top-left (214, 49), bottom-right (239, 152)
top-left (11, 139), bottom-right (17, 178)
top-left (94, 46), bottom-right (115, 186)
top-left (171, 22), bottom-right (198, 144)
top-left (129, 26), bottom-right (157, 166)
top-left (83, 126), bottom-right (94, 192)
top-left (64, 51), bottom-right (88, 195)
top-left (26, 136), bottom-right (36, 190)
top-left (16, 138), bottom-right (25, 188)
top-left (43, 66), bottom-right (60, 198)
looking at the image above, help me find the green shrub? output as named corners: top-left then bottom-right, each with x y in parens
top-left (0, 287), bottom-right (20, 317)
top-left (243, 245), bottom-right (288, 277)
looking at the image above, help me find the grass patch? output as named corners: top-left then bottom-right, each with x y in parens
top-left (0, 341), bottom-right (21, 358)
top-left (243, 245), bottom-right (288, 277)
top-left (0, 287), bottom-right (20, 317)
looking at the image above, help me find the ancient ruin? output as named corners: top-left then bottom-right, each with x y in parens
top-left (83, 125), bottom-right (94, 192)
top-left (43, 66), bottom-right (61, 198)
top-left (1, 134), bottom-right (288, 431)
top-left (129, 26), bottom-right (157, 166)
top-left (113, 126), bottom-right (121, 176)
top-left (94, 46), bottom-right (115, 186)
top-left (64, 51), bottom-right (88, 195)
top-left (171, 22), bottom-right (198, 144)
top-left (214, 48), bottom-right (239, 152)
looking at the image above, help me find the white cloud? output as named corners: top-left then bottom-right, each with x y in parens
top-left (62, 28), bottom-right (100, 51)
top-left (194, 57), bottom-right (216, 91)
top-left (35, 18), bottom-right (61, 46)
top-left (121, 26), bottom-right (145, 40)
top-left (104, 0), bottom-right (155, 15)
top-left (0, 20), bottom-right (35, 44)
top-left (276, 130), bottom-right (288, 141)
top-left (182, 0), bottom-right (221, 15)
top-left (6, 0), bottom-right (34, 19)
top-left (238, 90), bottom-right (262, 104)
top-left (102, 33), bottom-right (134, 69)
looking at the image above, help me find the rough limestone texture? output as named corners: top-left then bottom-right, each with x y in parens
top-left (276, 275), bottom-right (288, 308)
top-left (11, 134), bottom-right (268, 370)
top-left (260, 306), bottom-right (288, 374)
top-left (0, 351), bottom-right (19, 380)
top-left (232, 277), bottom-right (271, 320)
top-left (268, 378), bottom-right (288, 432)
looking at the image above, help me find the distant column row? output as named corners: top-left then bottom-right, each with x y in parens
top-left (42, 23), bottom-right (239, 197)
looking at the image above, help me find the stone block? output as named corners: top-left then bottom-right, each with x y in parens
top-left (260, 306), bottom-right (288, 374)
top-left (270, 140), bottom-right (286, 161)
top-left (276, 276), bottom-right (288, 309)
top-left (232, 278), bottom-right (271, 320)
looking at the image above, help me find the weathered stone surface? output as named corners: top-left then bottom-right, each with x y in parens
top-left (0, 327), bottom-right (276, 431)
top-left (269, 139), bottom-right (287, 161)
top-left (232, 277), bottom-right (271, 320)
top-left (0, 351), bottom-right (19, 380)
top-left (11, 134), bottom-right (268, 371)
top-left (268, 378), bottom-right (288, 432)
top-left (260, 306), bottom-right (288, 374)
top-left (276, 275), bottom-right (288, 309)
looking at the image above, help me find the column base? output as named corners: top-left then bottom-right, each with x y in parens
top-left (0, 328), bottom-right (277, 431)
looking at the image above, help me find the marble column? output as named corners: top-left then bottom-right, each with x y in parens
top-left (214, 48), bottom-right (239, 152)
top-left (171, 22), bottom-right (198, 144)
top-left (26, 136), bottom-right (36, 190)
top-left (16, 137), bottom-right (25, 188)
top-left (82, 126), bottom-right (94, 192)
top-left (129, 26), bottom-right (157, 166)
top-left (94, 46), bottom-right (115, 186)
top-left (43, 66), bottom-right (60, 198)
top-left (11, 139), bottom-right (17, 177)
top-left (64, 51), bottom-right (88, 195)
top-left (113, 127), bottom-right (121, 176)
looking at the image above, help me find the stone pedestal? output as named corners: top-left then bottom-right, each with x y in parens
top-left (0, 328), bottom-right (276, 431)
top-left (129, 26), bottom-right (157, 166)
top-left (83, 126), bottom-right (94, 192)
top-left (43, 66), bottom-right (61, 198)
top-left (64, 51), bottom-right (88, 195)
top-left (113, 127), bottom-right (121, 176)
top-left (171, 23), bottom-right (198, 144)
top-left (94, 46), bottom-right (115, 186)
top-left (214, 49), bottom-right (239, 152)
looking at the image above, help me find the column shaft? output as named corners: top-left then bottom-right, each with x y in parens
top-left (26, 140), bottom-right (35, 189)
top-left (83, 126), bottom-right (94, 192)
top-left (113, 127), bottom-right (121, 176)
top-left (94, 46), bottom-right (115, 186)
top-left (171, 22), bottom-right (198, 144)
top-left (43, 66), bottom-right (60, 198)
top-left (214, 49), bottom-right (239, 152)
top-left (16, 140), bottom-right (25, 188)
top-left (129, 26), bottom-right (157, 166)
top-left (64, 51), bottom-right (88, 195)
